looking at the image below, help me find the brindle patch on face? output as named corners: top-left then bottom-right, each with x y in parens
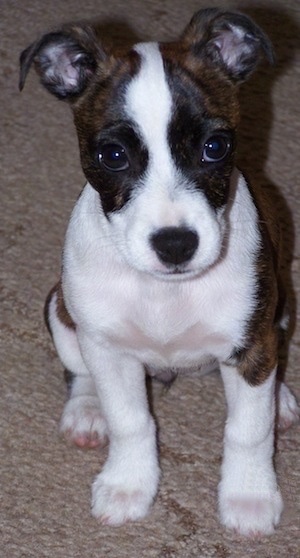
top-left (85, 120), bottom-right (148, 214)
top-left (72, 50), bottom-right (149, 215)
top-left (160, 43), bottom-right (239, 210)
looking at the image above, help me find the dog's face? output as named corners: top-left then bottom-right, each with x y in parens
top-left (20, 9), bottom-right (273, 278)
top-left (80, 40), bottom-right (238, 278)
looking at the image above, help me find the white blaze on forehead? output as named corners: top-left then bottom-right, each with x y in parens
top-left (124, 42), bottom-right (174, 169)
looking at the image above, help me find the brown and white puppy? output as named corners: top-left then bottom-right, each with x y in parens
top-left (20, 8), bottom-right (299, 536)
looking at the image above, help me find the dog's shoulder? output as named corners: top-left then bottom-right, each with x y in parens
top-left (246, 176), bottom-right (282, 271)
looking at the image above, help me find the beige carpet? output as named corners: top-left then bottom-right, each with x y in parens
top-left (1, 0), bottom-right (300, 556)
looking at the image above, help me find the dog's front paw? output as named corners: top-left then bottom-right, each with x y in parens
top-left (60, 395), bottom-right (108, 448)
top-left (219, 491), bottom-right (283, 537)
top-left (91, 473), bottom-right (156, 525)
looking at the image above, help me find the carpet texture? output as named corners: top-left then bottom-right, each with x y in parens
top-left (1, 0), bottom-right (300, 556)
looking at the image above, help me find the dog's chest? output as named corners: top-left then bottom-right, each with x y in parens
top-left (67, 264), bottom-right (250, 369)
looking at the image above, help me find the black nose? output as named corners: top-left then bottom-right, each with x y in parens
top-left (150, 226), bottom-right (199, 266)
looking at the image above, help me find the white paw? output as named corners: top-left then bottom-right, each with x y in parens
top-left (60, 395), bottom-right (108, 448)
top-left (277, 382), bottom-right (300, 430)
top-left (91, 473), bottom-right (156, 525)
top-left (219, 491), bottom-right (283, 537)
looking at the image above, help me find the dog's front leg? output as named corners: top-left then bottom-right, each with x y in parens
top-left (219, 364), bottom-right (283, 537)
top-left (78, 334), bottom-right (160, 526)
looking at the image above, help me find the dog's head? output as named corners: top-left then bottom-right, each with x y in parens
top-left (20, 9), bottom-right (273, 279)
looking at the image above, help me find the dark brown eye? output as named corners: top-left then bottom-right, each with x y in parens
top-left (202, 135), bottom-right (232, 163)
top-left (98, 143), bottom-right (129, 171)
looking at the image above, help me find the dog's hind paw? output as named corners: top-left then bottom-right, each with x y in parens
top-left (219, 491), bottom-right (283, 537)
top-left (277, 382), bottom-right (300, 431)
top-left (60, 395), bottom-right (108, 448)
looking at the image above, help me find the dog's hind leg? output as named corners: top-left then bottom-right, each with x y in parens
top-left (45, 284), bottom-right (108, 448)
top-left (276, 381), bottom-right (299, 431)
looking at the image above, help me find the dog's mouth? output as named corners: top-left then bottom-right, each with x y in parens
top-left (151, 265), bottom-right (200, 280)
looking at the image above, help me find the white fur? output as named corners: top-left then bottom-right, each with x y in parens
top-left (48, 44), bottom-right (299, 533)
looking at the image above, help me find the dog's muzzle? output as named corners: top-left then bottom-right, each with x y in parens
top-left (150, 226), bottom-right (199, 267)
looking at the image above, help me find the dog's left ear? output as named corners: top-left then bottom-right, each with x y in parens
top-left (182, 8), bottom-right (274, 82)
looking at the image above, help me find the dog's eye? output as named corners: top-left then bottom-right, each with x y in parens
top-left (202, 135), bottom-right (232, 163)
top-left (98, 143), bottom-right (129, 171)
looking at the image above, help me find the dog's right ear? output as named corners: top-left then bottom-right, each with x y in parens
top-left (19, 26), bottom-right (108, 101)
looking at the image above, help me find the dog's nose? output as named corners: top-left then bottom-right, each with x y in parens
top-left (150, 226), bottom-right (199, 266)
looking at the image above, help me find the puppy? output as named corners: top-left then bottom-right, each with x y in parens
top-left (20, 8), bottom-right (299, 536)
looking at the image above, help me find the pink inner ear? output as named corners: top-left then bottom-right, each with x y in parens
top-left (43, 44), bottom-right (81, 89)
top-left (213, 27), bottom-right (251, 70)
top-left (61, 56), bottom-right (80, 86)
